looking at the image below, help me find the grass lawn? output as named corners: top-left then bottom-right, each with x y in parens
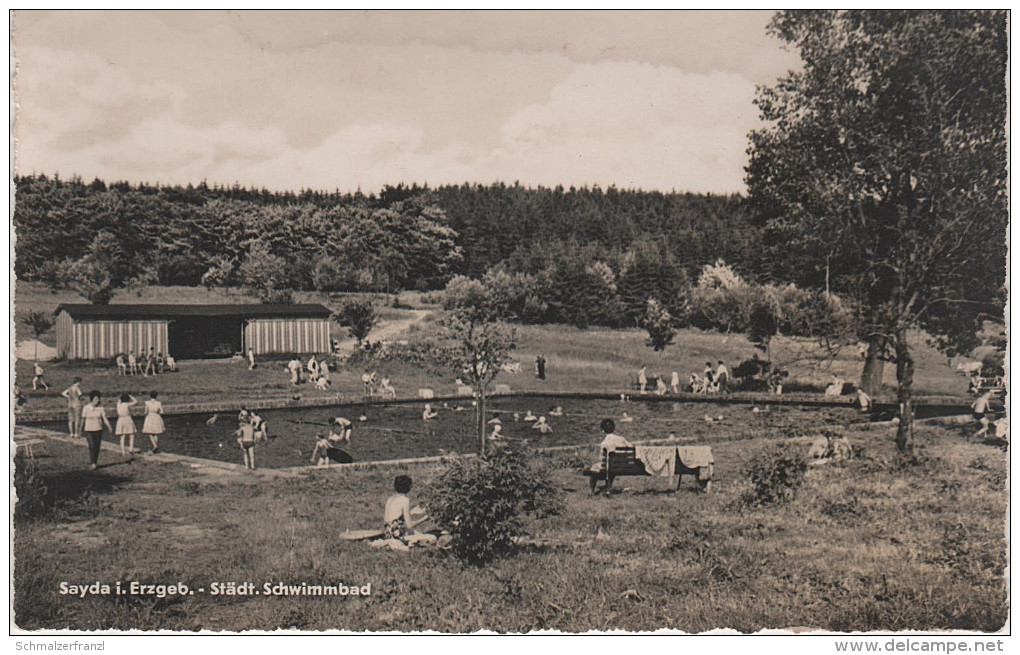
top-left (12, 419), bottom-right (1008, 632)
top-left (13, 283), bottom-right (972, 421)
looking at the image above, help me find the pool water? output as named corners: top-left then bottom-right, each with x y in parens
top-left (31, 396), bottom-right (870, 469)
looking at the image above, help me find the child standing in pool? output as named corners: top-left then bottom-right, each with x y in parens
top-left (234, 419), bottom-right (257, 470)
top-left (142, 390), bottom-right (164, 453)
top-left (115, 393), bottom-right (139, 456)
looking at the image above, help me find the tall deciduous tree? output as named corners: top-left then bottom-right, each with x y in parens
top-left (747, 10), bottom-right (1007, 452)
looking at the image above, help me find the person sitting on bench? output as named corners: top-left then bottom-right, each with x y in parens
top-left (587, 418), bottom-right (632, 495)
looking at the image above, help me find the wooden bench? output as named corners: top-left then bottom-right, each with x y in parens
top-left (583, 446), bottom-right (711, 495)
top-left (583, 447), bottom-right (646, 494)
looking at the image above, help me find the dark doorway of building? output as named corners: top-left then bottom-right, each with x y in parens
top-left (168, 316), bottom-right (243, 359)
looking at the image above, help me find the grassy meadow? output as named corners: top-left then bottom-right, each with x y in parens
top-left (13, 282), bottom-right (971, 419)
top-left (13, 419), bottom-right (1007, 632)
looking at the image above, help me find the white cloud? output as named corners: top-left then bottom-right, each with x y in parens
top-left (13, 12), bottom-right (781, 194)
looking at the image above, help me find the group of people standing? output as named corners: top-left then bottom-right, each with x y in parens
top-left (115, 348), bottom-right (176, 376)
top-left (282, 353), bottom-right (333, 390)
top-left (61, 377), bottom-right (165, 470)
top-left (637, 362), bottom-right (730, 395)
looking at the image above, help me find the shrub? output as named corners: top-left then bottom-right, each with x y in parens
top-left (425, 442), bottom-right (564, 565)
top-left (13, 456), bottom-right (50, 524)
top-left (742, 444), bottom-right (808, 507)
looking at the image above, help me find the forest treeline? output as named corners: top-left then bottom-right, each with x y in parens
top-left (13, 174), bottom-right (764, 316)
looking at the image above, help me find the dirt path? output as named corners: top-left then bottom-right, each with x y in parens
top-left (334, 309), bottom-right (432, 356)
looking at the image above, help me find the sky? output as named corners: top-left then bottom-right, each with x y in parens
top-left (12, 10), bottom-right (802, 195)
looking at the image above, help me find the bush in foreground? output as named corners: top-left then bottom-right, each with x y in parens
top-left (425, 442), bottom-right (564, 565)
top-left (742, 444), bottom-right (808, 507)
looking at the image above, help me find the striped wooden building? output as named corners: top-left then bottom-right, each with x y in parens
top-left (54, 304), bottom-right (332, 360)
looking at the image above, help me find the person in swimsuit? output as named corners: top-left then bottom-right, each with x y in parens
top-left (234, 420), bottom-right (258, 470)
top-left (383, 475), bottom-right (430, 545)
top-left (60, 377), bottom-right (84, 438)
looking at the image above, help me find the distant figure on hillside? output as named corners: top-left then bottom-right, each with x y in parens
top-left (247, 347), bottom-right (256, 371)
top-left (689, 373), bottom-right (704, 394)
top-left (656, 377), bottom-right (668, 395)
top-left (422, 404), bottom-right (438, 421)
top-left (535, 355), bottom-right (547, 381)
top-left (143, 348), bottom-right (157, 376)
top-left (116, 353), bottom-right (127, 376)
top-left (716, 361), bottom-right (730, 393)
top-left (620, 411), bottom-right (634, 423)
top-left (315, 375), bottom-right (331, 391)
top-left (165, 353), bottom-right (177, 372)
top-left (287, 358), bottom-right (303, 386)
top-left (531, 416), bottom-right (553, 434)
top-left (319, 359), bottom-right (331, 384)
top-left (488, 423), bottom-right (504, 440)
top-left (32, 361), bottom-right (49, 390)
top-left (250, 411), bottom-right (268, 443)
top-left (549, 406), bottom-right (564, 417)
top-left (825, 375), bottom-right (844, 397)
top-left (307, 355), bottom-right (319, 381)
top-left (703, 362), bottom-right (715, 388)
top-left (362, 371), bottom-right (377, 396)
top-left (637, 366), bottom-right (648, 393)
top-left (856, 387), bottom-right (872, 413)
top-left (128, 351), bottom-right (139, 376)
top-left (156, 352), bottom-right (166, 374)
top-left (523, 410), bottom-right (537, 422)
top-left (379, 377), bottom-right (396, 399)
top-left (972, 390), bottom-right (993, 437)
top-left (671, 371), bottom-right (680, 394)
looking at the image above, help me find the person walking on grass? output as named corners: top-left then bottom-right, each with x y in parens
top-left (247, 347), bottom-right (256, 371)
top-left (637, 366), bottom-right (648, 393)
top-left (142, 390), bottom-right (165, 453)
top-left (234, 418), bottom-right (257, 470)
top-left (671, 371), bottom-right (680, 394)
top-left (32, 361), bottom-right (49, 390)
top-left (61, 377), bottom-right (84, 438)
top-left (81, 391), bottom-right (113, 471)
top-left (116, 353), bottom-right (127, 376)
top-left (115, 393), bottom-right (139, 456)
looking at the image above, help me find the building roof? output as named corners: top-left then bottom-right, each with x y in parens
top-left (55, 303), bottom-right (332, 320)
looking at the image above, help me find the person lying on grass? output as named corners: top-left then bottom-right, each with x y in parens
top-left (380, 475), bottom-right (435, 550)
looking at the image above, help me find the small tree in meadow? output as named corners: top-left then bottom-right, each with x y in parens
top-left (642, 298), bottom-right (676, 352)
top-left (442, 276), bottom-right (517, 456)
top-left (332, 299), bottom-right (378, 349)
top-left (22, 311), bottom-right (54, 360)
top-left (425, 441), bottom-right (564, 565)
